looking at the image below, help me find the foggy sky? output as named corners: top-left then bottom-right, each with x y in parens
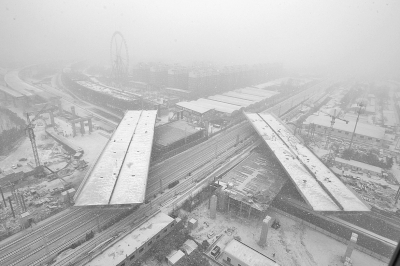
top-left (1, 0), bottom-right (399, 77)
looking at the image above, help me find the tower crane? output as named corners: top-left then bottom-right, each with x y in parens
top-left (296, 103), bottom-right (349, 149)
top-left (25, 103), bottom-right (51, 168)
top-left (317, 108), bottom-right (349, 149)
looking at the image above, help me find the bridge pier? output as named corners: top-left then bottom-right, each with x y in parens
top-left (259, 215), bottom-right (272, 247)
top-left (88, 118), bottom-right (93, 133)
top-left (72, 122), bottom-right (76, 137)
top-left (80, 120), bottom-right (85, 135)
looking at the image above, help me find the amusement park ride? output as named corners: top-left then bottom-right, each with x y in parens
top-left (110, 31), bottom-right (129, 84)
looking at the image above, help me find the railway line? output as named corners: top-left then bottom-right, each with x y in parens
top-left (1, 209), bottom-right (124, 266)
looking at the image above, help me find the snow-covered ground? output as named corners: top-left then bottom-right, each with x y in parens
top-left (185, 202), bottom-right (386, 266)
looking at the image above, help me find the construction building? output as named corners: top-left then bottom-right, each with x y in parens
top-left (303, 114), bottom-right (391, 147)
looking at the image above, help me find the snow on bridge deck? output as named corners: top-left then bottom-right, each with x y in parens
top-left (245, 112), bottom-right (370, 212)
top-left (74, 110), bottom-right (157, 206)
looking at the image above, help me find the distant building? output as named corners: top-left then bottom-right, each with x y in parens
top-left (167, 67), bottom-right (189, 90)
top-left (221, 239), bottom-right (278, 266)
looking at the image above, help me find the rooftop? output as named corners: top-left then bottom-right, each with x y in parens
top-left (236, 87), bottom-right (278, 98)
top-left (208, 95), bottom-right (253, 107)
top-left (155, 120), bottom-right (200, 147)
top-left (224, 91), bottom-right (264, 102)
top-left (74, 110), bottom-right (157, 206)
top-left (335, 158), bottom-right (382, 172)
top-left (223, 239), bottom-right (277, 266)
top-left (86, 212), bottom-right (174, 266)
top-left (304, 115), bottom-right (386, 140)
top-left (176, 101), bottom-right (214, 114)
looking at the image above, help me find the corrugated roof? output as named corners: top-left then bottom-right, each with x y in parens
top-left (74, 110), bottom-right (157, 206)
top-left (236, 87), bottom-right (278, 98)
top-left (223, 91), bottom-right (263, 101)
top-left (208, 95), bottom-right (253, 107)
top-left (196, 98), bottom-right (242, 113)
top-left (256, 112), bottom-right (369, 212)
top-left (176, 101), bottom-right (214, 114)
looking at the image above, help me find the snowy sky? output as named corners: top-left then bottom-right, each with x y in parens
top-left (0, 0), bottom-right (399, 77)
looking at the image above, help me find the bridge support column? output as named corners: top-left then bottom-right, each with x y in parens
top-left (80, 120), bottom-right (85, 135)
top-left (72, 122), bottom-right (76, 137)
top-left (49, 111), bottom-right (55, 126)
top-left (259, 215), bottom-right (272, 247)
top-left (210, 195), bottom-right (217, 219)
top-left (71, 106), bottom-right (76, 118)
top-left (342, 232), bottom-right (358, 262)
top-left (88, 118), bottom-right (93, 133)
top-left (58, 101), bottom-right (63, 115)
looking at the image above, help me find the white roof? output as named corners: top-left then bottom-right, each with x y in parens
top-left (223, 91), bottom-right (263, 101)
top-left (176, 101), bottom-right (214, 114)
top-left (252, 78), bottom-right (290, 89)
top-left (167, 250), bottom-right (185, 264)
top-left (196, 98), bottom-right (242, 114)
top-left (236, 87), bottom-right (279, 98)
top-left (86, 212), bottom-right (174, 266)
top-left (223, 239), bottom-right (277, 266)
top-left (304, 115), bottom-right (386, 140)
top-left (245, 113), bottom-right (340, 211)
top-left (74, 110), bottom-right (157, 206)
top-left (254, 113), bottom-right (369, 212)
top-left (208, 95), bottom-right (253, 107)
top-left (335, 158), bottom-right (382, 172)
top-left (181, 239), bottom-right (198, 255)
top-left (165, 87), bottom-right (191, 94)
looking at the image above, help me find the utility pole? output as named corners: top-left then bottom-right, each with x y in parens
top-left (348, 101), bottom-right (366, 150)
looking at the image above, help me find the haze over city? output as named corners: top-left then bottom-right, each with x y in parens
top-left (2, 1), bottom-right (400, 266)
top-left (1, 0), bottom-right (400, 77)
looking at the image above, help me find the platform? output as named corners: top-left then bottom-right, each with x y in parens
top-left (74, 110), bottom-right (157, 206)
top-left (245, 112), bottom-right (370, 212)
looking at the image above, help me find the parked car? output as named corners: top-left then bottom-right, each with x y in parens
top-left (211, 245), bottom-right (221, 257)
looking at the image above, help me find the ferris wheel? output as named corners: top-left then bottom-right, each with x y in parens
top-left (110, 31), bottom-right (129, 81)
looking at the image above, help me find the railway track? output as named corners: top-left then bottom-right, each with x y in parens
top-left (5, 209), bottom-right (123, 266)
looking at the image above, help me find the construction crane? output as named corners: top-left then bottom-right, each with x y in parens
top-left (299, 103), bottom-right (349, 149)
top-left (318, 108), bottom-right (349, 149)
top-left (25, 103), bottom-right (51, 168)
